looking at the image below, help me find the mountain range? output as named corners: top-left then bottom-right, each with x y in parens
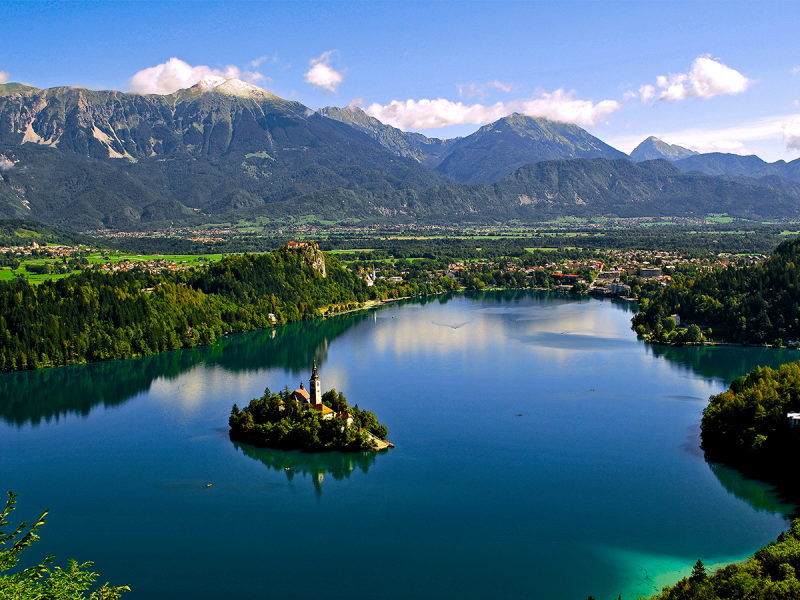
top-left (1, 78), bottom-right (799, 229)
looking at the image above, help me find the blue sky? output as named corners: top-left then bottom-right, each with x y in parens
top-left (1, 1), bottom-right (799, 161)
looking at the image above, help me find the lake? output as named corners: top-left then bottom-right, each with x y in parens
top-left (1, 290), bottom-right (797, 600)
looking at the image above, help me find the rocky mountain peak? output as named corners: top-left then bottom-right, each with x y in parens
top-left (187, 77), bottom-right (277, 100)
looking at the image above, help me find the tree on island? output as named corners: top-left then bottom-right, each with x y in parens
top-left (229, 386), bottom-right (388, 452)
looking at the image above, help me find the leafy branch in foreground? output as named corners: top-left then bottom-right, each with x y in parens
top-left (0, 491), bottom-right (129, 599)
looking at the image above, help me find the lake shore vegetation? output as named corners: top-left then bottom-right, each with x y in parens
top-left (631, 238), bottom-right (800, 346)
top-left (700, 361), bottom-right (800, 501)
top-left (612, 519), bottom-right (800, 600)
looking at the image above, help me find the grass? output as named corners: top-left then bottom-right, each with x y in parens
top-left (1, 252), bottom-right (228, 284)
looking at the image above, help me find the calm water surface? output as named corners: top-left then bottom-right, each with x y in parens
top-left (1, 291), bottom-right (797, 600)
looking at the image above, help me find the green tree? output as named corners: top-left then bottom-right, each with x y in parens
top-left (0, 491), bottom-right (129, 599)
top-left (690, 559), bottom-right (707, 582)
top-left (686, 324), bottom-right (703, 343)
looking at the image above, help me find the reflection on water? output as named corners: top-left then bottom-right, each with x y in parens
top-left (709, 462), bottom-right (796, 516)
top-left (231, 440), bottom-right (382, 493)
top-left (648, 343), bottom-right (798, 385)
top-left (0, 311), bottom-right (369, 427)
top-left (4, 289), bottom-right (791, 428)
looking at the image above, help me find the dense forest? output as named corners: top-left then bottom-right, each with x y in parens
top-left (700, 361), bottom-right (800, 498)
top-left (0, 246), bottom-right (372, 372)
top-left (229, 387), bottom-right (387, 451)
top-left (632, 238), bottom-right (800, 345)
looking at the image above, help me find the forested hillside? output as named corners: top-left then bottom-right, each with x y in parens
top-left (701, 362), bottom-right (800, 482)
top-left (0, 246), bottom-right (370, 372)
top-left (632, 238), bottom-right (800, 345)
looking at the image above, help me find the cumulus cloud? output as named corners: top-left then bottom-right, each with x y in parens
top-left (519, 89), bottom-right (621, 127)
top-left (0, 71), bottom-right (9, 84)
top-left (647, 57), bottom-right (751, 102)
top-left (365, 88), bottom-right (621, 130)
top-left (639, 84), bottom-right (656, 103)
top-left (792, 66), bottom-right (800, 76)
top-left (304, 51), bottom-right (344, 92)
top-left (784, 118), bottom-right (800, 151)
top-left (128, 57), bottom-right (265, 94)
top-left (458, 80), bottom-right (513, 99)
top-left (366, 98), bottom-right (509, 130)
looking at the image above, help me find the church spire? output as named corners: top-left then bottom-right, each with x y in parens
top-left (309, 359), bottom-right (321, 406)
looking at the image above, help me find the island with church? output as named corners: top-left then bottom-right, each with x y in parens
top-left (229, 360), bottom-right (392, 452)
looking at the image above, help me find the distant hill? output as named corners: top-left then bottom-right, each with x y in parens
top-left (0, 219), bottom-right (100, 247)
top-left (247, 158), bottom-right (798, 224)
top-left (320, 110), bottom-right (629, 184)
top-left (0, 79), bottom-right (445, 228)
top-left (630, 136), bottom-right (698, 162)
top-left (673, 152), bottom-right (800, 182)
top-left (434, 113), bottom-right (629, 184)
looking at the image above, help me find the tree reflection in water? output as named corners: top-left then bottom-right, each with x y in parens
top-left (231, 439), bottom-right (384, 495)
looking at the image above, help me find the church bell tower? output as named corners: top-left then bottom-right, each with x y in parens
top-left (309, 359), bottom-right (322, 406)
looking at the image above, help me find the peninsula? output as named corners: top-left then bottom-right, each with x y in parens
top-left (229, 360), bottom-right (391, 452)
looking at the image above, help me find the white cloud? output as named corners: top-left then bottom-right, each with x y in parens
top-left (366, 98), bottom-right (509, 130)
top-left (646, 57), bottom-right (751, 102)
top-left (784, 118), bottom-right (800, 151)
top-left (304, 51), bottom-right (344, 92)
top-left (242, 70), bottom-right (269, 84)
top-left (458, 80), bottom-right (513, 99)
top-left (608, 114), bottom-right (798, 156)
top-left (792, 66), bottom-right (800, 76)
top-left (519, 89), bottom-right (621, 127)
top-left (129, 57), bottom-right (245, 94)
top-left (0, 71), bottom-right (9, 84)
top-left (347, 98), bottom-right (364, 111)
top-left (622, 90), bottom-right (638, 102)
top-left (251, 56), bottom-right (268, 68)
top-left (365, 88), bottom-right (621, 131)
top-left (639, 84), bottom-right (656, 103)
top-left (0, 156), bottom-right (14, 171)
top-left (688, 140), bottom-right (750, 154)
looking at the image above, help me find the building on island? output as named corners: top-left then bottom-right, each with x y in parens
top-left (290, 360), bottom-right (352, 423)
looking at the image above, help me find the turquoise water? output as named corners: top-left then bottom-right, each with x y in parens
top-left (1, 291), bottom-right (797, 600)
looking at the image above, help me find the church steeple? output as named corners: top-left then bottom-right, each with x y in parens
top-left (309, 359), bottom-right (322, 406)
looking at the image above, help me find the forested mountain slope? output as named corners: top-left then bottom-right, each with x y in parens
top-left (674, 152), bottom-right (800, 181)
top-left (249, 158), bottom-right (798, 224)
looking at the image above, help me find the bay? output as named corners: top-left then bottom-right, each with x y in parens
top-left (1, 290), bottom-right (797, 600)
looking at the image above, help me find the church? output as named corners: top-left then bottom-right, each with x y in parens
top-left (291, 360), bottom-right (352, 422)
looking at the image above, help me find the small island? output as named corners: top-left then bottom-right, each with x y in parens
top-left (229, 360), bottom-right (391, 452)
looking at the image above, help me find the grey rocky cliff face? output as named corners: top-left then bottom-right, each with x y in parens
top-left (300, 247), bottom-right (326, 278)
